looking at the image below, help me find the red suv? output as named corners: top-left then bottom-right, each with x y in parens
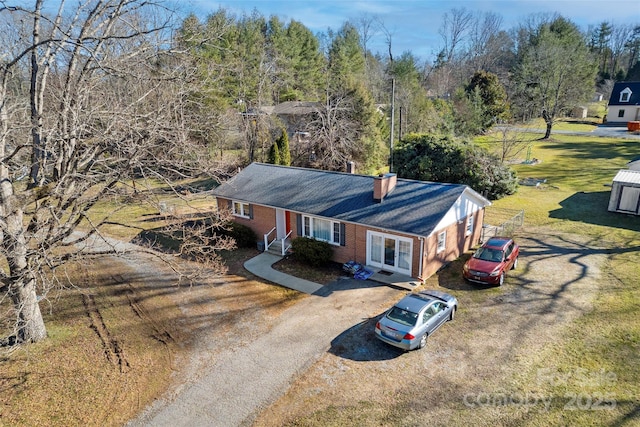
top-left (463, 237), bottom-right (519, 286)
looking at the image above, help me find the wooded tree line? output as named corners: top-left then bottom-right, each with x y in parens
top-left (177, 7), bottom-right (638, 166)
top-left (0, 1), bottom-right (638, 346)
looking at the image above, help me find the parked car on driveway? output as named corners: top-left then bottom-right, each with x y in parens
top-left (375, 290), bottom-right (457, 351)
top-left (463, 236), bottom-right (519, 286)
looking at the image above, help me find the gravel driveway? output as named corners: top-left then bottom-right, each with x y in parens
top-left (123, 228), bottom-right (605, 426)
top-left (125, 273), bottom-right (402, 426)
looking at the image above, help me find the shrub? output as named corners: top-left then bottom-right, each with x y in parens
top-left (209, 221), bottom-right (256, 248)
top-left (394, 133), bottom-right (518, 200)
top-left (291, 237), bottom-right (333, 267)
top-left (226, 222), bottom-right (257, 248)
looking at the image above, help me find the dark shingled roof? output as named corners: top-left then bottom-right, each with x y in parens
top-left (213, 163), bottom-right (488, 237)
top-left (608, 82), bottom-right (640, 106)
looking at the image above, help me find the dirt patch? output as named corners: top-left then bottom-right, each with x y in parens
top-left (82, 292), bottom-right (131, 372)
top-left (252, 228), bottom-right (606, 426)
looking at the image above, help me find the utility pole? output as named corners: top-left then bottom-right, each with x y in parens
top-left (389, 78), bottom-right (395, 173)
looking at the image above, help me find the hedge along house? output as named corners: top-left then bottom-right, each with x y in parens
top-left (212, 163), bottom-right (491, 282)
top-left (606, 81), bottom-right (640, 124)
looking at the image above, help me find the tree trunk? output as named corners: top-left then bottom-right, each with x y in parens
top-left (9, 274), bottom-right (47, 343)
top-left (1, 163), bottom-right (47, 343)
top-left (542, 109), bottom-right (553, 139)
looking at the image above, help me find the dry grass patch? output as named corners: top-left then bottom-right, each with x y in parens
top-left (0, 258), bottom-right (182, 426)
top-left (271, 256), bottom-right (345, 285)
top-left (0, 248), bottom-right (302, 427)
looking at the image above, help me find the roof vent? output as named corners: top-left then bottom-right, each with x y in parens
top-left (347, 161), bottom-right (355, 174)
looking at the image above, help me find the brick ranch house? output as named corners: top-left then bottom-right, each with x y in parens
top-left (212, 163), bottom-right (491, 282)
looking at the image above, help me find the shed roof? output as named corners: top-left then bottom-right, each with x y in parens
top-left (212, 163), bottom-right (491, 237)
top-left (613, 169), bottom-right (640, 185)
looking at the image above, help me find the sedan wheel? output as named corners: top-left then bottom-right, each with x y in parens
top-left (418, 333), bottom-right (428, 349)
top-left (498, 272), bottom-right (505, 286)
top-left (512, 257), bottom-right (518, 270)
top-left (449, 306), bottom-right (456, 321)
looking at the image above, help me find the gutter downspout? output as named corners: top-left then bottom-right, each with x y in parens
top-left (418, 237), bottom-right (424, 280)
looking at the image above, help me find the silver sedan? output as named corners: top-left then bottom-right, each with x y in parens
top-left (375, 290), bottom-right (457, 351)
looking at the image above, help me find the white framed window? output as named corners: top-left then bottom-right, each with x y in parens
top-left (466, 215), bottom-right (474, 236)
top-left (437, 231), bottom-right (446, 253)
top-left (618, 109), bottom-right (625, 118)
top-left (620, 87), bottom-right (632, 102)
top-left (232, 201), bottom-right (250, 218)
top-left (302, 215), bottom-right (341, 245)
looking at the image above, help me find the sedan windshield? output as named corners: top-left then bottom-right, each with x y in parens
top-left (386, 307), bottom-right (418, 326)
top-left (473, 247), bottom-right (504, 262)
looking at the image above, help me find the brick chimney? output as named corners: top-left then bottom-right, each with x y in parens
top-left (373, 173), bottom-right (397, 202)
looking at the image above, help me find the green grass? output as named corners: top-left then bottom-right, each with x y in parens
top-left (81, 178), bottom-right (219, 241)
top-left (481, 127), bottom-right (640, 425)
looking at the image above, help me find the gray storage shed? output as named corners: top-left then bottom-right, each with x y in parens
top-left (608, 169), bottom-right (640, 215)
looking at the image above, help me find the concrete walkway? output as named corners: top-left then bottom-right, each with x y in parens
top-left (244, 252), bottom-right (324, 294)
top-left (244, 252), bottom-right (419, 293)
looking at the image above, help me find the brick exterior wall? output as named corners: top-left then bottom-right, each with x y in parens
top-left (217, 197), bottom-right (275, 240)
top-left (215, 196), bottom-right (485, 282)
top-left (420, 209), bottom-right (484, 279)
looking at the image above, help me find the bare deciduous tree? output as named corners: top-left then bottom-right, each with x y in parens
top-left (0, 0), bottom-right (232, 347)
top-left (492, 125), bottom-right (534, 164)
top-left (307, 86), bottom-right (369, 171)
top-left (439, 7), bottom-right (474, 64)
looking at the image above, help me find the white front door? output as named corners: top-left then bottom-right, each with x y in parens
top-left (276, 209), bottom-right (287, 239)
top-left (366, 231), bottom-right (412, 275)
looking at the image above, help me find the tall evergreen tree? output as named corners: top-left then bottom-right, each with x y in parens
top-left (267, 141), bottom-right (281, 164)
top-left (465, 70), bottom-right (510, 130)
top-left (590, 21), bottom-right (613, 79)
top-left (328, 23), bottom-right (366, 85)
top-left (267, 18), bottom-right (325, 101)
top-left (276, 128), bottom-right (291, 165)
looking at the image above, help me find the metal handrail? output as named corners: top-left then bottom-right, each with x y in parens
top-left (264, 227), bottom-right (276, 250)
top-left (280, 230), bottom-right (293, 256)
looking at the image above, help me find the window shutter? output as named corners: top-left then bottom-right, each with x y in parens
top-left (296, 214), bottom-right (302, 236)
top-left (340, 223), bottom-right (346, 246)
top-left (248, 204), bottom-right (253, 219)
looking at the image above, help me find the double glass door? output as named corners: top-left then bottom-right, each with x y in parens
top-left (367, 231), bottom-right (412, 275)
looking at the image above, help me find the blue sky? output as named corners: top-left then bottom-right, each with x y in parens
top-left (184, 0), bottom-right (640, 61)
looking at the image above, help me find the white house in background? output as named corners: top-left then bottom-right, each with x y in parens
top-left (606, 82), bottom-right (640, 124)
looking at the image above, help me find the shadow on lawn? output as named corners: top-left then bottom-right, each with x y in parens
top-left (549, 191), bottom-right (640, 232)
top-left (328, 315), bottom-right (405, 361)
